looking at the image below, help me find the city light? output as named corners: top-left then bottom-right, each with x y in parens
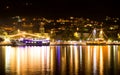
top-left (0, 0), bottom-right (120, 75)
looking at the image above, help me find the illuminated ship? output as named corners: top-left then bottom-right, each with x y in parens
top-left (86, 28), bottom-right (107, 45)
top-left (11, 38), bottom-right (50, 46)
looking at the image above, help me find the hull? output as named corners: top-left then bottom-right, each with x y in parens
top-left (11, 39), bottom-right (50, 46)
top-left (86, 41), bottom-right (106, 45)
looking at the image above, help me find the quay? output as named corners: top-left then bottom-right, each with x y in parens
top-left (50, 41), bottom-right (120, 46)
top-left (1, 41), bottom-right (120, 46)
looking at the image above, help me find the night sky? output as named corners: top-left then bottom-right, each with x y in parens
top-left (0, 0), bottom-right (120, 18)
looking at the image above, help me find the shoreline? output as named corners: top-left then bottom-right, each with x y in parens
top-left (1, 41), bottom-right (120, 46)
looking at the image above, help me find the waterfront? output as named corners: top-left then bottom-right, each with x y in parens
top-left (0, 45), bottom-right (120, 75)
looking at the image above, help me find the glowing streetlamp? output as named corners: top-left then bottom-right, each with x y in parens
top-left (17, 29), bottom-right (20, 33)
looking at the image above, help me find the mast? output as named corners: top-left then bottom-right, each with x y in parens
top-left (88, 28), bottom-right (97, 41)
top-left (87, 28), bottom-right (107, 41)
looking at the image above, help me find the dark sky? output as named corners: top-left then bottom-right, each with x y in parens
top-left (0, 0), bottom-right (120, 18)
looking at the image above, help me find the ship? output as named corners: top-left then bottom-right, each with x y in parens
top-left (11, 38), bottom-right (50, 46)
top-left (86, 28), bottom-right (107, 45)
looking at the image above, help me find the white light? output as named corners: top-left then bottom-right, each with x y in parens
top-left (4, 38), bottom-right (10, 42)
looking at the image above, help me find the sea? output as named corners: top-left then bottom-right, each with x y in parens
top-left (0, 45), bottom-right (120, 75)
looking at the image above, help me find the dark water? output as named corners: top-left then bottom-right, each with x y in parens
top-left (0, 45), bottom-right (120, 75)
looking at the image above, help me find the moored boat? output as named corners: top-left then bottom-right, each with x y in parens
top-left (86, 28), bottom-right (107, 45)
top-left (10, 38), bottom-right (50, 46)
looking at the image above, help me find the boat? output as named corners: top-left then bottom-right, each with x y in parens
top-left (10, 38), bottom-right (50, 46)
top-left (86, 28), bottom-right (107, 45)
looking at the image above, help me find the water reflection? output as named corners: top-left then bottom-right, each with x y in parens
top-left (5, 46), bottom-right (51, 75)
top-left (0, 45), bottom-right (120, 75)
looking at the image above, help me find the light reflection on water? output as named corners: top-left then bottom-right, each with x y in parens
top-left (4, 46), bottom-right (51, 75)
top-left (0, 45), bottom-right (120, 75)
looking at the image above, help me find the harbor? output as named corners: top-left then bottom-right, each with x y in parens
top-left (0, 28), bottom-right (120, 46)
top-left (0, 0), bottom-right (120, 75)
